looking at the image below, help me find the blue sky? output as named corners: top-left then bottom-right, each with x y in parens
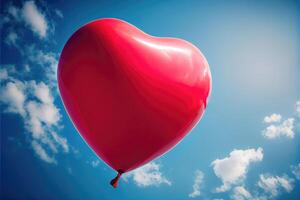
top-left (1, 0), bottom-right (300, 200)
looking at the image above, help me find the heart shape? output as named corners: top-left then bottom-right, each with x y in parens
top-left (58, 18), bottom-right (211, 187)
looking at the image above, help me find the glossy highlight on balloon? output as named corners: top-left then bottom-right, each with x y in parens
top-left (58, 18), bottom-right (212, 187)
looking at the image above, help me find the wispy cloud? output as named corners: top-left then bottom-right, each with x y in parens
top-left (7, 4), bottom-right (20, 19)
top-left (0, 69), bottom-right (68, 164)
top-left (22, 1), bottom-right (48, 38)
top-left (90, 160), bottom-right (100, 168)
top-left (4, 1), bottom-right (52, 39)
top-left (5, 31), bottom-right (19, 47)
top-left (296, 101), bottom-right (300, 117)
top-left (189, 170), bottom-right (204, 198)
top-left (0, 0), bottom-right (66, 164)
top-left (54, 9), bottom-right (63, 18)
top-left (231, 186), bottom-right (252, 200)
top-left (230, 174), bottom-right (294, 200)
top-left (257, 174), bottom-right (294, 198)
top-left (26, 46), bottom-right (59, 87)
top-left (31, 140), bottom-right (56, 164)
top-left (290, 163), bottom-right (300, 180)
top-left (211, 148), bottom-right (263, 192)
top-left (123, 162), bottom-right (171, 187)
top-left (0, 69), bottom-right (9, 80)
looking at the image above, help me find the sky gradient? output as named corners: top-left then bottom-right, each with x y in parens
top-left (1, 0), bottom-right (300, 200)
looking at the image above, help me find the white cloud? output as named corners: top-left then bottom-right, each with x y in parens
top-left (262, 117), bottom-right (295, 139)
top-left (263, 114), bottom-right (282, 123)
top-left (231, 186), bottom-right (252, 200)
top-left (123, 162), bottom-right (171, 187)
top-left (27, 98), bottom-right (60, 126)
top-left (262, 107), bottom-right (300, 139)
top-left (22, 1), bottom-right (48, 38)
top-left (296, 101), bottom-right (300, 117)
top-left (257, 174), bottom-right (294, 198)
top-left (212, 148), bottom-right (263, 192)
top-left (290, 163), bottom-right (300, 180)
top-left (189, 170), bottom-right (204, 198)
top-left (0, 73), bottom-right (69, 164)
top-left (0, 81), bottom-right (26, 116)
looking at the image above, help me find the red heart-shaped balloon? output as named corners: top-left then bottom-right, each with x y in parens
top-left (58, 18), bottom-right (211, 187)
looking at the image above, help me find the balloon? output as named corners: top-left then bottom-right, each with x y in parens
top-left (58, 18), bottom-right (211, 188)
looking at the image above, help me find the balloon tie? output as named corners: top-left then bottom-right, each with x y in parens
top-left (110, 170), bottom-right (124, 188)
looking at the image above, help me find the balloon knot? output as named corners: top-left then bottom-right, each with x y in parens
top-left (110, 170), bottom-right (124, 188)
